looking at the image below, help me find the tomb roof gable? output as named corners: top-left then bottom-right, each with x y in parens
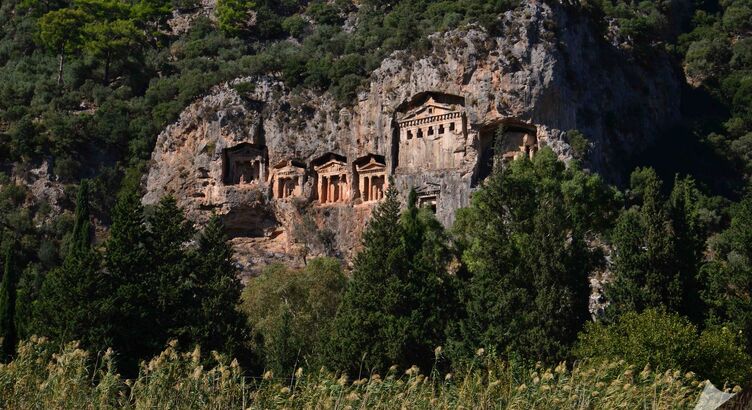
top-left (226, 142), bottom-right (265, 156)
top-left (400, 103), bottom-right (458, 122)
top-left (415, 182), bottom-right (441, 196)
top-left (314, 159), bottom-right (348, 173)
top-left (357, 159), bottom-right (386, 172)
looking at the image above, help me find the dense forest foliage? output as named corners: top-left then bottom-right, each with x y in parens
top-left (1, 0), bottom-right (752, 403)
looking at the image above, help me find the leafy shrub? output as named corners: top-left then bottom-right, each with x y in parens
top-left (281, 14), bottom-right (307, 38)
top-left (574, 309), bottom-right (752, 385)
top-left (241, 258), bottom-right (346, 375)
top-left (566, 129), bottom-right (590, 161)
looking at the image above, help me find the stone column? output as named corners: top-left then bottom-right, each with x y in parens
top-left (365, 176), bottom-right (371, 201)
top-left (319, 176), bottom-right (326, 203)
top-left (333, 176), bottom-right (339, 202)
top-left (344, 174), bottom-right (349, 201)
top-left (326, 176), bottom-right (332, 203)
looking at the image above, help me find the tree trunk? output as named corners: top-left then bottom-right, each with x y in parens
top-left (57, 53), bottom-right (64, 87)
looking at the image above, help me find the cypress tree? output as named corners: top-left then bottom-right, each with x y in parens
top-left (668, 176), bottom-right (705, 322)
top-left (35, 179), bottom-right (111, 351)
top-left (329, 183), bottom-right (406, 374)
top-left (186, 215), bottom-right (246, 358)
top-left (147, 196), bottom-right (195, 345)
top-left (329, 183), bottom-right (455, 374)
top-left (0, 238), bottom-right (18, 361)
top-left (399, 189), bottom-right (457, 369)
top-left (452, 149), bottom-right (611, 362)
top-left (70, 180), bottom-right (92, 255)
top-left (606, 169), bottom-right (703, 320)
top-left (106, 171), bottom-right (154, 373)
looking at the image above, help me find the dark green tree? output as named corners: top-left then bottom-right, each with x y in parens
top-left (147, 196), bottom-right (195, 343)
top-left (668, 176), bottom-right (705, 322)
top-left (184, 215), bottom-right (246, 359)
top-left (606, 169), bottom-right (704, 320)
top-left (0, 238), bottom-right (18, 361)
top-left (329, 183), bottom-right (455, 374)
top-left (328, 184), bottom-right (406, 374)
top-left (70, 179), bottom-right (93, 254)
top-left (82, 18), bottom-right (142, 84)
top-left (398, 189), bottom-right (458, 369)
top-left (106, 172), bottom-right (155, 372)
top-left (34, 180), bottom-right (112, 352)
top-left (451, 148), bottom-right (614, 363)
top-left (702, 188), bottom-right (752, 353)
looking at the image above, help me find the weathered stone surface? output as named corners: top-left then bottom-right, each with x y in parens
top-left (144, 1), bottom-right (681, 276)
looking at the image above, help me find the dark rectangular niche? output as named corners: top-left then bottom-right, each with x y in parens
top-left (223, 143), bottom-right (267, 185)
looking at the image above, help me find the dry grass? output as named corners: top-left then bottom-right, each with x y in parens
top-left (0, 337), bottom-right (706, 409)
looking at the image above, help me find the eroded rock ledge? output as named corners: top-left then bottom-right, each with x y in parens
top-left (144, 1), bottom-right (680, 276)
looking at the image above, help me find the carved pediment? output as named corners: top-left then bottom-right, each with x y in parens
top-left (398, 96), bottom-right (463, 126)
top-left (272, 159), bottom-right (305, 169)
top-left (415, 182), bottom-right (441, 196)
top-left (274, 167), bottom-right (306, 177)
top-left (402, 104), bottom-right (457, 121)
top-left (272, 159), bottom-right (306, 176)
top-left (226, 143), bottom-right (265, 158)
top-left (358, 162), bottom-right (386, 172)
top-left (315, 160), bottom-right (348, 175)
top-left (355, 155), bottom-right (386, 173)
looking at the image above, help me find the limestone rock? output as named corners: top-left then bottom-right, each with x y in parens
top-left (144, 1), bottom-right (681, 276)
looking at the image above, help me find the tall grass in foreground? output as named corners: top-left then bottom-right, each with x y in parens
top-left (0, 337), bottom-right (711, 409)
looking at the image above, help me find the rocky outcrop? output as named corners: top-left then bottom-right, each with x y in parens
top-left (144, 1), bottom-right (681, 276)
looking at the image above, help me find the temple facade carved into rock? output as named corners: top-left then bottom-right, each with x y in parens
top-left (223, 143), bottom-right (267, 185)
top-left (269, 159), bottom-right (306, 200)
top-left (216, 92), bottom-right (539, 219)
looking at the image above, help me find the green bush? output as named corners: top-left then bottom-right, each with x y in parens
top-left (566, 129), bottom-right (590, 161)
top-left (241, 258), bottom-right (346, 375)
top-left (574, 309), bottom-right (752, 385)
top-left (281, 14), bottom-right (307, 38)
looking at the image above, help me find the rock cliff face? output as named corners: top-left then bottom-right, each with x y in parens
top-left (144, 1), bottom-right (681, 276)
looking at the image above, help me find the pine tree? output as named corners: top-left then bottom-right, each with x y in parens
top-left (0, 238), bottom-right (18, 361)
top-left (329, 183), bottom-right (457, 374)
